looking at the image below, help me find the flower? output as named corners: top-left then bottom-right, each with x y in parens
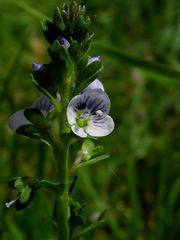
top-left (66, 80), bottom-right (114, 138)
top-left (5, 177), bottom-right (40, 211)
top-left (8, 95), bottom-right (55, 131)
top-left (87, 56), bottom-right (100, 66)
top-left (58, 37), bottom-right (70, 49)
top-left (32, 63), bottom-right (47, 71)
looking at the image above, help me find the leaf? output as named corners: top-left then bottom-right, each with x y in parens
top-left (69, 198), bottom-right (87, 227)
top-left (73, 154), bottom-right (109, 173)
top-left (72, 219), bottom-right (105, 240)
top-left (31, 76), bottom-right (61, 113)
top-left (16, 124), bottom-right (41, 139)
top-left (40, 180), bottom-right (65, 193)
top-left (53, 7), bottom-right (65, 31)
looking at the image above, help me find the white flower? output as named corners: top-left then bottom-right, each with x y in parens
top-left (66, 80), bottom-right (114, 138)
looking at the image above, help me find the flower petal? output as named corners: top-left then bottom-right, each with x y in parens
top-left (58, 37), bottom-right (70, 49)
top-left (32, 96), bottom-right (54, 116)
top-left (71, 125), bottom-right (88, 138)
top-left (77, 89), bottom-right (111, 115)
top-left (81, 79), bottom-right (104, 94)
top-left (8, 110), bottom-right (31, 131)
top-left (32, 63), bottom-right (47, 72)
top-left (66, 96), bottom-right (81, 125)
top-left (87, 56), bottom-right (100, 66)
top-left (86, 115), bottom-right (114, 137)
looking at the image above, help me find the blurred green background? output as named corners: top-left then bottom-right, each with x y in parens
top-left (0, 0), bottom-right (179, 239)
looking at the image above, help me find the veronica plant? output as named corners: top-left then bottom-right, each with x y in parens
top-left (6, 2), bottom-right (114, 240)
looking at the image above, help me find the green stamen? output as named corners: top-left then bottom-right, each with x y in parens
top-left (76, 112), bottom-right (90, 128)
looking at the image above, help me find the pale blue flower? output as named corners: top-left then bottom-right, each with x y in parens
top-left (58, 37), bottom-right (70, 49)
top-left (32, 63), bottom-right (47, 71)
top-left (66, 80), bottom-right (114, 138)
top-left (87, 56), bottom-right (100, 66)
top-left (8, 95), bottom-right (54, 131)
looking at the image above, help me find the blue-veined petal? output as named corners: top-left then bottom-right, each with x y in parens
top-left (71, 125), bottom-right (88, 138)
top-left (86, 115), bottom-right (114, 137)
top-left (77, 89), bottom-right (111, 115)
top-left (8, 110), bottom-right (31, 131)
top-left (66, 96), bottom-right (80, 125)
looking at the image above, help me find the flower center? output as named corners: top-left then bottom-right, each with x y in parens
top-left (76, 111), bottom-right (90, 128)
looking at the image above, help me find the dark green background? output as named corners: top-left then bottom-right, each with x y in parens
top-left (0, 0), bottom-right (179, 239)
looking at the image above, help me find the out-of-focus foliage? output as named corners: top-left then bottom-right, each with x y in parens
top-left (0, 0), bottom-right (179, 239)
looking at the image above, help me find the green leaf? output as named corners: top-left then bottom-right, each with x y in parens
top-left (16, 124), bottom-right (41, 139)
top-left (31, 76), bottom-right (61, 113)
top-left (53, 7), bottom-right (65, 31)
top-left (72, 219), bottom-right (105, 240)
top-left (40, 180), bottom-right (65, 193)
top-left (92, 42), bottom-right (180, 89)
top-left (73, 154), bottom-right (109, 173)
top-left (69, 198), bottom-right (87, 227)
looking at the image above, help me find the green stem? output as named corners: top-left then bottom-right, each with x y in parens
top-left (60, 75), bottom-right (74, 135)
top-left (48, 70), bottom-right (73, 239)
top-left (46, 130), bottom-right (70, 240)
top-left (54, 141), bottom-right (70, 240)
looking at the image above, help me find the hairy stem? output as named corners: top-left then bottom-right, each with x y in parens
top-left (54, 71), bottom-right (74, 239)
top-left (54, 140), bottom-right (70, 240)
